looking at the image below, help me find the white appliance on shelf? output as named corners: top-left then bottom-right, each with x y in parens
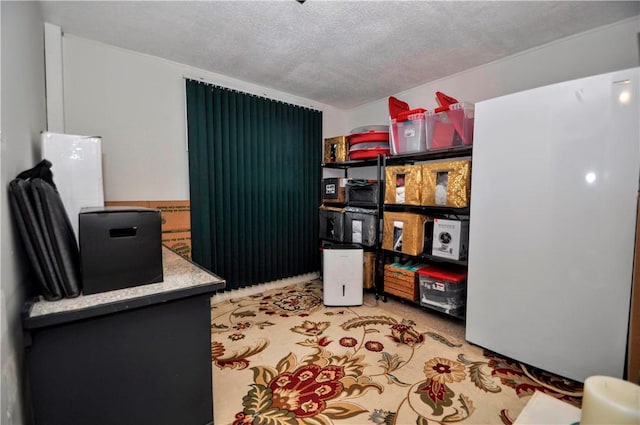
top-left (466, 68), bottom-right (639, 383)
top-left (41, 132), bottom-right (104, 244)
top-left (323, 244), bottom-right (363, 306)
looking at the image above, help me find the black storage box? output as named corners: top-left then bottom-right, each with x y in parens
top-left (319, 206), bottom-right (344, 242)
top-left (346, 180), bottom-right (379, 207)
top-left (343, 207), bottom-right (377, 247)
top-left (322, 178), bottom-right (347, 204)
top-left (79, 207), bottom-right (163, 295)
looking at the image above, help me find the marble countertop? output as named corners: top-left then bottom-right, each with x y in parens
top-left (25, 246), bottom-right (225, 325)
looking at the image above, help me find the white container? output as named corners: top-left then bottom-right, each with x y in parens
top-left (41, 132), bottom-right (104, 244)
top-left (432, 218), bottom-right (469, 260)
top-left (323, 245), bottom-right (363, 306)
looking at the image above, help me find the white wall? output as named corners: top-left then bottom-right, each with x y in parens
top-left (347, 17), bottom-right (640, 129)
top-left (1, 2), bottom-right (47, 424)
top-left (61, 35), bottom-right (346, 202)
top-left (59, 16), bottom-right (639, 207)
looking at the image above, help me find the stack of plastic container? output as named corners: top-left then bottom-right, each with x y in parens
top-left (387, 93), bottom-right (475, 153)
top-left (347, 125), bottom-right (390, 160)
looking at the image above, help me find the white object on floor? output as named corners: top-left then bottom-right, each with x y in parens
top-left (323, 244), bottom-right (363, 306)
top-left (513, 391), bottom-right (581, 425)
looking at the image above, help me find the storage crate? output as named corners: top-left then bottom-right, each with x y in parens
top-left (382, 212), bottom-right (432, 256)
top-left (390, 112), bottom-right (427, 155)
top-left (344, 207), bottom-right (377, 247)
top-left (425, 102), bottom-right (474, 150)
top-left (420, 160), bottom-right (471, 208)
top-left (322, 177), bottom-right (347, 204)
top-left (324, 136), bottom-right (348, 163)
top-left (384, 262), bottom-right (428, 302)
top-left (418, 267), bottom-right (467, 316)
top-left (319, 206), bottom-right (344, 242)
top-left (384, 165), bottom-right (422, 205)
top-left (346, 179), bottom-right (379, 207)
top-left (80, 207), bottom-right (163, 295)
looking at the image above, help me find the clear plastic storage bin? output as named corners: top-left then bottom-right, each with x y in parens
top-left (425, 102), bottom-right (474, 150)
top-left (390, 112), bottom-right (427, 155)
top-left (418, 267), bottom-right (467, 316)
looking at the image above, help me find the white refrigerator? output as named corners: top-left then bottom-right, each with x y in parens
top-left (466, 68), bottom-right (639, 382)
top-left (42, 132), bottom-right (105, 244)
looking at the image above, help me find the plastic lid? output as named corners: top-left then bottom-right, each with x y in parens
top-left (396, 108), bottom-right (427, 122)
top-left (347, 131), bottom-right (390, 144)
top-left (417, 267), bottom-right (468, 282)
top-left (436, 91), bottom-right (459, 107)
top-left (350, 125), bottom-right (389, 134)
top-left (349, 144), bottom-right (390, 152)
top-left (348, 141), bottom-right (389, 150)
top-left (388, 96), bottom-right (409, 119)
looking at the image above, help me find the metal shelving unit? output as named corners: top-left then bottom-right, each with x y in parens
top-left (376, 147), bottom-right (472, 318)
top-left (320, 146), bottom-right (472, 314)
top-left (320, 155), bottom-right (385, 299)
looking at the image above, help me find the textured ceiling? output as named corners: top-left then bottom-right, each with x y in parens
top-left (39, 1), bottom-right (640, 109)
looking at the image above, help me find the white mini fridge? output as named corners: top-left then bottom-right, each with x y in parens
top-left (323, 244), bottom-right (363, 306)
top-left (41, 132), bottom-right (104, 244)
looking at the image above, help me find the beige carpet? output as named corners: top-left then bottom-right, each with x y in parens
top-left (211, 280), bottom-right (582, 425)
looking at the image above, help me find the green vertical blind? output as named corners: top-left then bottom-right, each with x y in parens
top-left (185, 79), bottom-right (322, 290)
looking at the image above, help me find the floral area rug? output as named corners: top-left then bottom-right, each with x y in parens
top-left (211, 280), bottom-right (583, 425)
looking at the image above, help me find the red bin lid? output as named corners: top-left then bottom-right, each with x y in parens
top-left (347, 131), bottom-right (390, 145)
top-left (388, 96), bottom-right (409, 119)
top-left (349, 147), bottom-right (390, 160)
top-left (436, 91), bottom-right (459, 107)
top-left (417, 267), bottom-right (467, 282)
top-left (396, 108), bottom-right (427, 122)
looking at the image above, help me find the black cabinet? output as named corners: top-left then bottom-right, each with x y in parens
top-left (22, 247), bottom-right (225, 425)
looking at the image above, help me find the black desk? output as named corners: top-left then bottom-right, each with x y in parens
top-left (22, 247), bottom-right (225, 425)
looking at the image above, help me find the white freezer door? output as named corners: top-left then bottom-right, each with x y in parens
top-left (466, 68), bottom-right (640, 382)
